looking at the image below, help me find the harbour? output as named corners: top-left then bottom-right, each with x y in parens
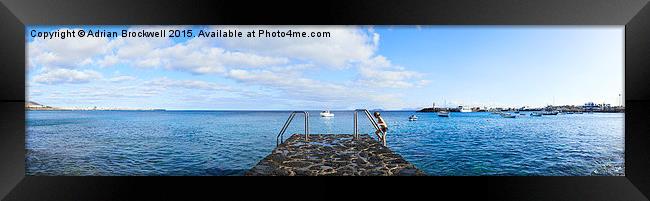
top-left (418, 102), bottom-right (625, 113)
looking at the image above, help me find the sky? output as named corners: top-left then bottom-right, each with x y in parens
top-left (26, 26), bottom-right (624, 110)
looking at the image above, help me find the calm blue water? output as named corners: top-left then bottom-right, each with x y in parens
top-left (26, 111), bottom-right (624, 176)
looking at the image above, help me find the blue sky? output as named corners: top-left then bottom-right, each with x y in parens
top-left (26, 26), bottom-right (623, 110)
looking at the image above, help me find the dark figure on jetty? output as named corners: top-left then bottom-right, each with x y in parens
top-left (374, 112), bottom-right (388, 136)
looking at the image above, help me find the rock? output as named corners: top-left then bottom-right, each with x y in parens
top-left (247, 134), bottom-right (426, 176)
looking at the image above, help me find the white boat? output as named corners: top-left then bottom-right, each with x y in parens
top-left (530, 112), bottom-right (542, 117)
top-left (437, 111), bottom-right (450, 117)
top-left (409, 115), bottom-right (418, 121)
top-left (459, 106), bottom-right (472, 113)
top-left (320, 110), bottom-right (334, 117)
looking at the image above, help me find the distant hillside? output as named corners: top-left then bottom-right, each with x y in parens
top-left (25, 101), bottom-right (165, 111)
top-left (27, 101), bottom-right (42, 106)
top-left (26, 101), bottom-right (56, 110)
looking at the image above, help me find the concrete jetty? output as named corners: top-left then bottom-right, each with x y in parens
top-left (246, 134), bottom-right (425, 176)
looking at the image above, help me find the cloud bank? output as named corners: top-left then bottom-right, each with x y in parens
top-left (27, 26), bottom-right (430, 109)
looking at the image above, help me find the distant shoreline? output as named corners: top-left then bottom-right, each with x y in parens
top-left (26, 108), bottom-right (166, 111)
top-left (417, 105), bottom-right (624, 113)
top-left (26, 109), bottom-right (625, 113)
top-left (25, 101), bottom-right (624, 113)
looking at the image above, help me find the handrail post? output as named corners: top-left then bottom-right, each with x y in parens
top-left (276, 111), bottom-right (310, 145)
top-left (305, 112), bottom-right (309, 141)
top-left (353, 111), bottom-right (358, 139)
top-left (277, 113), bottom-right (296, 145)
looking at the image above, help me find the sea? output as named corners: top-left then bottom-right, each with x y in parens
top-left (26, 110), bottom-right (625, 176)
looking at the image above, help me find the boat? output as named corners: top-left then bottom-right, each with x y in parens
top-left (566, 112), bottom-right (574, 114)
top-left (320, 110), bottom-right (334, 117)
top-left (408, 115), bottom-right (418, 121)
top-left (459, 106), bottom-right (472, 113)
top-left (437, 111), bottom-right (450, 117)
top-left (530, 112), bottom-right (542, 117)
top-left (575, 112), bottom-right (583, 114)
top-left (500, 113), bottom-right (516, 118)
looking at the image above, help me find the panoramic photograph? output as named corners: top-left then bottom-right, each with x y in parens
top-left (26, 25), bottom-right (624, 176)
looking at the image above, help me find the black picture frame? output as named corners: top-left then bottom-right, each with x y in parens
top-left (1, 0), bottom-right (650, 200)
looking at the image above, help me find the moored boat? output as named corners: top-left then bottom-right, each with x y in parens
top-left (437, 111), bottom-right (450, 117)
top-left (500, 113), bottom-right (516, 118)
top-left (320, 110), bottom-right (334, 117)
top-left (409, 115), bottom-right (418, 121)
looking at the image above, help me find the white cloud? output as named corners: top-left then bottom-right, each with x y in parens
top-left (357, 56), bottom-right (429, 88)
top-left (156, 39), bottom-right (289, 73)
top-left (102, 33), bottom-right (289, 74)
top-left (226, 69), bottom-right (373, 105)
top-left (213, 26), bottom-right (378, 68)
top-left (358, 67), bottom-right (422, 88)
top-left (108, 26), bottom-right (178, 58)
top-left (32, 84), bottom-right (163, 107)
top-left (28, 28), bottom-right (110, 69)
top-left (28, 26), bottom-right (429, 109)
top-left (143, 77), bottom-right (271, 100)
top-left (221, 69), bottom-right (407, 109)
top-left (145, 77), bottom-right (233, 91)
top-left (228, 69), bottom-right (342, 95)
top-left (33, 68), bottom-right (103, 84)
top-left (97, 55), bottom-right (119, 67)
top-left (211, 26), bottom-right (427, 89)
top-left (108, 75), bottom-right (137, 83)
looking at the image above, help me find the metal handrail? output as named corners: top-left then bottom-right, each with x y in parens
top-left (354, 109), bottom-right (387, 146)
top-left (276, 111), bottom-right (309, 145)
